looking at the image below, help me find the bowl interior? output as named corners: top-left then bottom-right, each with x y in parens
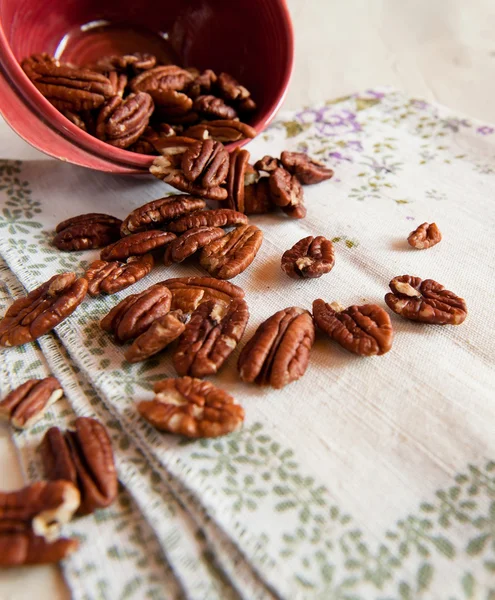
top-left (0, 0), bottom-right (292, 171)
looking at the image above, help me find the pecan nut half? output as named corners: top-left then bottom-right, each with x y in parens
top-left (163, 227), bottom-right (225, 266)
top-left (226, 148), bottom-right (250, 212)
top-left (407, 222), bottom-right (442, 249)
top-left (174, 298), bottom-right (249, 377)
top-left (244, 179), bottom-right (274, 215)
top-left (151, 135), bottom-right (199, 156)
top-left (161, 276), bottom-right (244, 312)
top-left (217, 72), bottom-right (251, 102)
top-left (124, 310), bottom-right (187, 363)
top-left (0, 377), bottom-right (63, 429)
top-left (150, 89), bottom-right (193, 118)
top-left (184, 120), bottom-right (257, 143)
top-left (94, 52), bottom-right (156, 73)
top-left (187, 69), bottom-right (217, 98)
top-left (254, 155), bottom-right (280, 173)
top-left (313, 300), bottom-right (393, 356)
top-left (280, 151), bottom-right (334, 185)
top-left (121, 196), bottom-right (206, 235)
top-left (151, 158), bottom-right (228, 201)
top-left (385, 275), bottom-right (467, 325)
top-left (0, 273), bottom-right (88, 347)
top-left (0, 481), bottom-right (80, 541)
top-left (0, 531), bottom-right (78, 566)
top-left (40, 417), bottom-right (117, 516)
top-left (22, 59), bottom-right (113, 111)
top-left (282, 203), bottom-right (307, 220)
top-left (101, 230), bottom-right (175, 261)
top-left (193, 95), bottom-right (238, 120)
top-left (200, 225), bottom-right (263, 280)
top-left (138, 377), bottom-right (244, 438)
top-left (238, 307), bottom-right (315, 389)
top-left (54, 213), bottom-right (122, 251)
top-left (96, 92), bottom-right (154, 149)
top-left (130, 65), bottom-right (194, 94)
top-left (101, 283), bottom-right (172, 343)
top-left (167, 209), bottom-right (248, 233)
top-left (281, 236), bottom-right (335, 279)
top-left (181, 139), bottom-right (229, 188)
top-left (269, 167), bottom-right (305, 208)
top-left (85, 255), bottom-right (154, 296)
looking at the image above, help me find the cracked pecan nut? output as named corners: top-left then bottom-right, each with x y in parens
top-left (313, 300), bottom-right (393, 356)
top-left (226, 148), bottom-right (250, 212)
top-left (385, 276), bottom-right (467, 325)
top-left (254, 155), bottom-right (280, 173)
top-left (280, 151), bottom-right (334, 185)
top-left (85, 255), bottom-right (154, 296)
top-left (167, 208), bottom-right (248, 233)
top-left (130, 65), bottom-right (194, 94)
top-left (0, 377), bottom-right (63, 430)
top-left (163, 227), bottom-right (225, 266)
top-left (101, 230), bottom-right (176, 261)
top-left (0, 273), bottom-right (88, 347)
top-left (40, 417), bottom-right (117, 516)
top-left (238, 307), bottom-right (315, 389)
top-left (217, 72), bottom-right (250, 102)
top-left (187, 69), bottom-right (217, 98)
top-left (184, 120), bottom-right (257, 143)
top-left (121, 196), bottom-right (206, 235)
top-left (200, 225), bottom-right (263, 280)
top-left (193, 95), bottom-right (238, 120)
top-left (22, 58), bottom-right (114, 111)
top-left (162, 276), bottom-right (245, 313)
top-left (281, 236), bottom-right (335, 279)
top-left (173, 298), bottom-right (249, 377)
top-left (54, 213), bottom-right (122, 251)
top-left (181, 139), bottom-right (229, 187)
top-left (0, 481), bottom-right (80, 541)
top-left (124, 310), bottom-right (187, 363)
top-left (269, 167), bottom-right (305, 208)
top-left (244, 179), bottom-right (274, 214)
top-left (407, 222), bottom-right (442, 249)
top-left (138, 377), bottom-right (244, 438)
top-left (96, 92), bottom-right (154, 149)
top-left (0, 531), bottom-right (78, 566)
top-left (101, 283), bottom-right (172, 342)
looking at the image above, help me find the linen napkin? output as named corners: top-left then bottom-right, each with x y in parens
top-left (1, 88), bottom-right (494, 599)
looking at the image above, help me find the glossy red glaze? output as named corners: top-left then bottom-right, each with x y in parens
top-left (0, 0), bottom-right (293, 174)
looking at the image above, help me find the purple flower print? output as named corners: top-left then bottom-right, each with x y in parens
top-left (295, 106), bottom-right (362, 137)
top-left (441, 118), bottom-right (470, 132)
top-left (410, 99), bottom-right (429, 110)
top-left (476, 126), bottom-right (494, 136)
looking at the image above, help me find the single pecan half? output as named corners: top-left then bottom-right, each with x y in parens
top-left (187, 69), bottom-right (217, 98)
top-left (313, 300), bottom-right (393, 356)
top-left (124, 310), bottom-right (187, 363)
top-left (163, 227), bottom-right (225, 265)
top-left (238, 307), bottom-right (315, 389)
top-left (100, 283), bottom-right (172, 343)
top-left (138, 377), bottom-right (244, 438)
top-left (216, 72), bottom-right (251, 102)
top-left (193, 95), bottom-right (238, 120)
top-left (161, 276), bottom-right (245, 313)
top-left (385, 276), bottom-right (467, 325)
top-left (184, 120), bottom-right (257, 143)
top-left (200, 225), bottom-right (263, 280)
top-left (407, 222), bottom-right (442, 249)
top-left (269, 167), bottom-right (304, 208)
top-left (151, 135), bottom-right (199, 156)
top-left (226, 148), bottom-right (250, 212)
top-left (96, 92), bottom-right (154, 149)
top-left (280, 151), bottom-right (334, 185)
top-left (94, 52), bottom-right (156, 73)
top-left (254, 155), bottom-right (280, 173)
top-left (150, 89), bottom-right (193, 118)
top-left (22, 58), bottom-right (114, 111)
top-left (0, 481), bottom-right (80, 541)
top-left (181, 139), bottom-right (229, 187)
top-left (54, 213), bottom-right (122, 251)
top-left (173, 298), bottom-right (249, 377)
top-left (0, 531), bottom-right (78, 566)
top-left (0, 377), bottom-right (63, 429)
top-left (101, 230), bottom-right (176, 261)
top-left (85, 255), bottom-right (154, 296)
top-left (40, 417), bottom-right (118, 515)
top-left (121, 196), bottom-right (205, 235)
top-left (244, 179), bottom-right (274, 214)
top-left (130, 65), bottom-right (194, 94)
top-left (281, 236), bottom-right (335, 279)
top-left (0, 273), bottom-right (88, 347)
top-left (167, 208), bottom-right (248, 233)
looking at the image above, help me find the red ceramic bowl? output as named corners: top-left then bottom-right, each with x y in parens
top-left (0, 0), bottom-right (293, 174)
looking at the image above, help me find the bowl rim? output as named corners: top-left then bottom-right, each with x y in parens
top-left (0, 0), bottom-right (294, 173)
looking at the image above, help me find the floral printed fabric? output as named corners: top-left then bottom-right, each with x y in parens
top-left (0, 88), bottom-right (494, 599)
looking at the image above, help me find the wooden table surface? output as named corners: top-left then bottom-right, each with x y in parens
top-left (1, 0), bottom-right (494, 596)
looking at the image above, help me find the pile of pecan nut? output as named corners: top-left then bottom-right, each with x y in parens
top-left (0, 376), bottom-right (118, 566)
top-left (21, 52), bottom-right (258, 153)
